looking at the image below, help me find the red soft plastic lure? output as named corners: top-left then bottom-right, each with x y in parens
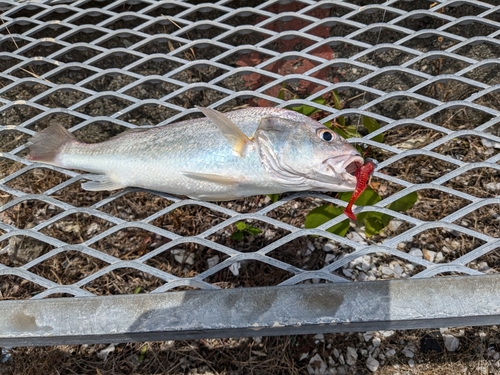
top-left (343, 159), bottom-right (376, 221)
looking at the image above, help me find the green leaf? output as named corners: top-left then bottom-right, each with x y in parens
top-left (278, 83), bottom-right (287, 100)
top-left (364, 215), bottom-right (387, 237)
top-left (362, 116), bottom-right (384, 143)
top-left (332, 90), bottom-right (346, 127)
top-left (332, 126), bottom-right (352, 139)
top-left (267, 194), bottom-right (280, 203)
top-left (133, 286), bottom-right (142, 294)
top-left (291, 96), bottom-right (326, 117)
top-left (247, 225), bottom-right (262, 236)
top-left (305, 204), bottom-right (350, 237)
top-left (338, 187), bottom-right (382, 206)
top-left (138, 345), bottom-right (148, 362)
top-left (387, 192), bottom-right (418, 212)
top-left (231, 231), bottom-right (244, 241)
top-left (235, 221), bottom-right (246, 231)
top-left (345, 125), bottom-right (362, 138)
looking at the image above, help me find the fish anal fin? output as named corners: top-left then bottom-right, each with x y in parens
top-left (183, 172), bottom-right (239, 186)
top-left (81, 176), bottom-right (124, 191)
top-left (196, 106), bottom-right (251, 157)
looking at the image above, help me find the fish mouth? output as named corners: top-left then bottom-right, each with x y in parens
top-left (326, 154), bottom-right (364, 184)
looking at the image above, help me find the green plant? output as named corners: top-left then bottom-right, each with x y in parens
top-left (286, 91), bottom-right (418, 237)
top-left (231, 221), bottom-right (262, 241)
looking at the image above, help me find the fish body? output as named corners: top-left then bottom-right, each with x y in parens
top-left (27, 107), bottom-right (364, 201)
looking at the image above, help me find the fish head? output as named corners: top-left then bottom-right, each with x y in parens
top-left (255, 115), bottom-right (364, 192)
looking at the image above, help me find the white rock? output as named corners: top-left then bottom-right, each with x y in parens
top-left (441, 245), bottom-right (451, 253)
top-left (333, 348), bottom-right (340, 358)
top-left (97, 343), bottom-right (115, 360)
top-left (300, 352), bottom-right (309, 361)
top-left (357, 272), bottom-right (369, 281)
top-left (207, 255), bottom-right (219, 268)
top-left (308, 353), bottom-right (327, 375)
top-left (336, 365), bottom-right (346, 375)
top-left (393, 263), bottom-right (403, 277)
top-left (361, 259), bottom-right (371, 272)
top-left (229, 262), bottom-right (240, 276)
top-left (380, 330), bottom-right (395, 338)
top-left (348, 232), bottom-right (366, 244)
top-left (346, 347), bottom-right (357, 366)
top-left (406, 263), bottom-right (415, 271)
top-left (307, 241), bottom-right (315, 251)
top-left (388, 220), bottom-right (403, 231)
top-left (373, 337), bottom-right (381, 347)
top-left (402, 344), bottom-right (415, 358)
top-left (323, 242), bottom-right (337, 252)
top-left (485, 182), bottom-right (500, 191)
top-left (171, 249), bottom-right (195, 265)
top-left (325, 253), bottom-right (336, 264)
top-left (478, 261), bottom-right (490, 272)
top-left (338, 353), bottom-right (345, 365)
top-left (409, 248), bottom-right (423, 258)
top-left (494, 352), bottom-right (500, 361)
top-left (363, 332), bottom-right (373, 342)
top-left (385, 348), bottom-right (396, 357)
top-left (342, 268), bottom-right (353, 278)
top-left (408, 359), bottom-right (415, 368)
top-left (435, 252), bottom-right (445, 263)
top-left (366, 357), bottom-right (380, 372)
top-left (444, 334), bottom-right (459, 352)
top-left (423, 249), bottom-right (436, 262)
top-left (381, 266), bottom-right (394, 276)
top-left (313, 334), bottom-right (324, 341)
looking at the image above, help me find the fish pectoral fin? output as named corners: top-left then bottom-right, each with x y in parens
top-left (196, 106), bottom-right (251, 157)
top-left (81, 176), bottom-right (124, 191)
top-left (183, 172), bottom-right (239, 186)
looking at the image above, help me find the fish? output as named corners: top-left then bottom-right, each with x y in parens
top-left (27, 107), bottom-right (364, 201)
top-left (343, 159), bottom-right (377, 221)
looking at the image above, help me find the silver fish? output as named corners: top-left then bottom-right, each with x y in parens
top-left (27, 107), bottom-right (364, 201)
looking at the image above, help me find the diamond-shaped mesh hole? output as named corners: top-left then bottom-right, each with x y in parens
top-left (0, 275), bottom-right (46, 300)
top-left (75, 96), bottom-right (134, 118)
top-left (424, 107), bottom-right (494, 131)
top-left (0, 200), bottom-right (64, 230)
top-left (5, 168), bottom-right (70, 194)
top-left (88, 52), bottom-right (141, 70)
top-left (117, 103), bottom-right (180, 125)
top-left (0, 130), bottom-right (30, 153)
top-left (446, 22), bottom-right (498, 39)
top-left (463, 63), bottom-right (500, 85)
top-left (99, 192), bottom-right (172, 221)
top-left (369, 97), bottom-right (434, 120)
top-left (61, 28), bottom-right (107, 44)
top-left (151, 205), bottom-right (230, 236)
top-left (129, 58), bottom-right (183, 76)
top-left (51, 181), bottom-right (113, 208)
top-left (36, 89), bottom-right (91, 109)
top-left (205, 260), bottom-right (294, 288)
top-left (82, 268), bottom-right (165, 295)
top-left (0, 158), bottom-right (25, 180)
top-left (28, 250), bottom-right (108, 285)
top-left (208, 219), bottom-right (290, 253)
top-left (48, 66), bottom-right (98, 85)
top-left (40, 213), bottom-right (114, 245)
top-left (453, 204), bottom-right (500, 237)
top-left (443, 168), bottom-right (500, 198)
top-left (435, 136), bottom-right (497, 162)
top-left (55, 47), bottom-right (102, 64)
top-left (416, 80), bottom-right (480, 102)
top-left (333, 254), bottom-right (426, 282)
top-left (0, 82), bottom-right (50, 102)
top-left (124, 81), bottom-right (182, 100)
top-left (0, 236), bottom-right (54, 267)
top-left (267, 236), bottom-right (355, 271)
top-left (11, 62), bottom-right (59, 79)
top-left (144, 243), bottom-right (229, 278)
top-left (468, 247), bottom-right (500, 273)
top-left (82, 73), bottom-right (137, 92)
top-left (97, 34), bottom-right (144, 50)
top-left (89, 227), bottom-right (169, 259)
top-left (403, 228), bottom-right (486, 262)
top-left (72, 122), bottom-right (129, 143)
top-left (384, 125), bottom-right (444, 150)
top-left (382, 155), bottom-right (457, 184)
top-left (405, 189), bottom-right (470, 221)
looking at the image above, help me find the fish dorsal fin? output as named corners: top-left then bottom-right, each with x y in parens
top-left (196, 106), bottom-right (251, 157)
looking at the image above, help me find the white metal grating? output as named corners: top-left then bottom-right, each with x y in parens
top-left (0, 0), bottom-right (499, 344)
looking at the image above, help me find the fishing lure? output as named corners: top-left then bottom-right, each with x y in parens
top-left (343, 159), bottom-right (377, 221)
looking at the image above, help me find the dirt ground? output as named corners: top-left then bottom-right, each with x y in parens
top-left (1, 0), bottom-right (500, 374)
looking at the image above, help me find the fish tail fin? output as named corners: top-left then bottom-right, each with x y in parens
top-left (27, 124), bottom-right (78, 165)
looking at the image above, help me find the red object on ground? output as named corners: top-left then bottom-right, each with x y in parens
top-left (343, 159), bottom-right (377, 221)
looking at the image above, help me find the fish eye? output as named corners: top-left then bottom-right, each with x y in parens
top-left (318, 129), bottom-right (334, 142)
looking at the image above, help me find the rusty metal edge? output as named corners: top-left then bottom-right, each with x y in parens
top-left (1, 274), bottom-right (500, 346)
